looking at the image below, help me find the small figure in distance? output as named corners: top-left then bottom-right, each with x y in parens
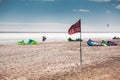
top-left (42, 36), bottom-right (47, 41)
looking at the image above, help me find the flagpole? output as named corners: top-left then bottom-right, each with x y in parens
top-left (79, 20), bottom-right (83, 80)
top-left (80, 19), bottom-right (82, 65)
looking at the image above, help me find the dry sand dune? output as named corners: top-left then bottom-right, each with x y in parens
top-left (0, 40), bottom-right (120, 80)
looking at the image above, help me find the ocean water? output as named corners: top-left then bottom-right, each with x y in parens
top-left (0, 32), bottom-right (119, 43)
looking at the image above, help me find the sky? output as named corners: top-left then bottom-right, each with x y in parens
top-left (0, 0), bottom-right (120, 32)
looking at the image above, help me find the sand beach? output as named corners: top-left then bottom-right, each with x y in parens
top-left (0, 40), bottom-right (120, 80)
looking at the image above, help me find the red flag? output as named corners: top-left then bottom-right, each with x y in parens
top-left (68, 20), bottom-right (81, 35)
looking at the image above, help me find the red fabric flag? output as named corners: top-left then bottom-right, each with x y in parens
top-left (68, 20), bottom-right (81, 35)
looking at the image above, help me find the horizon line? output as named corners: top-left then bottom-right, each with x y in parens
top-left (0, 31), bottom-right (120, 33)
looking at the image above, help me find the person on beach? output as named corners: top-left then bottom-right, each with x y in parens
top-left (42, 36), bottom-right (47, 41)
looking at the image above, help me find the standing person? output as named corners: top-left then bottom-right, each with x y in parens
top-left (42, 36), bottom-right (47, 41)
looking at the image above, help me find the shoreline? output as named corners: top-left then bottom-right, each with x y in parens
top-left (0, 32), bottom-right (120, 44)
top-left (0, 38), bottom-right (119, 44)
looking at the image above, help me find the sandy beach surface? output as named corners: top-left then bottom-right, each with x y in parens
top-left (0, 40), bottom-right (120, 80)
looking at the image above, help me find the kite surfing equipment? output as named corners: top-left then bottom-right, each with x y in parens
top-left (17, 40), bottom-right (26, 45)
top-left (67, 37), bottom-right (83, 42)
top-left (17, 39), bottom-right (39, 45)
top-left (87, 39), bottom-right (102, 46)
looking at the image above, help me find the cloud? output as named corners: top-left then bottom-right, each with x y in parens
top-left (115, 4), bottom-right (120, 9)
top-left (89, 0), bottom-right (111, 2)
top-left (73, 9), bottom-right (90, 12)
top-left (105, 10), bottom-right (111, 13)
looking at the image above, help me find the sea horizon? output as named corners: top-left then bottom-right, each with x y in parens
top-left (0, 31), bottom-right (120, 33)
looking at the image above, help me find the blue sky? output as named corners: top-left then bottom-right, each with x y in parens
top-left (0, 0), bottom-right (120, 32)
